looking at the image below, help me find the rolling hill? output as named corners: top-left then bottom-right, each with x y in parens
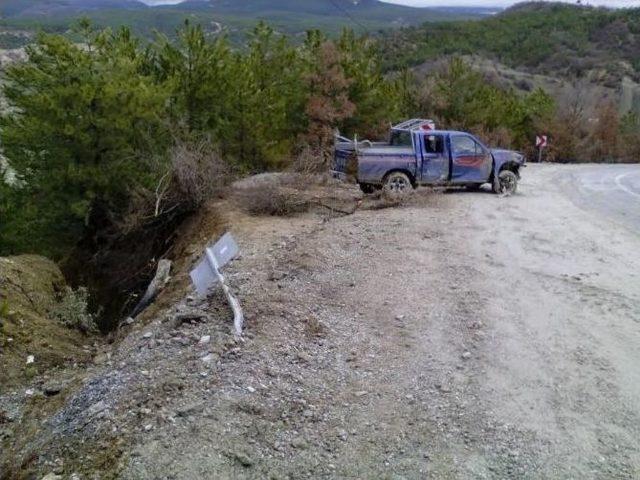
top-left (0, 0), bottom-right (494, 44)
top-left (380, 2), bottom-right (640, 83)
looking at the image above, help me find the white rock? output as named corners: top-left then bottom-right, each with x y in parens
top-left (201, 353), bottom-right (214, 364)
top-left (26, 355), bottom-right (34, 364)
top-left (461, 351), bottom-right (472, 360)
top-left (198, 335), bottom-right (211, 345)
top-left (41, 474), bottom-right (62, 480)
top-left (247, 386), bottom-right (256, 393)
top-left (25, 389), bottom-right (34, 396)
top-left (142, 332), bottom-right (152, 339)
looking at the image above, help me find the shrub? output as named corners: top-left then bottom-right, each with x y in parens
top-left (235, 175), bottom-right (312, 216)
top-left (52, 287), bottom-right (98, 334)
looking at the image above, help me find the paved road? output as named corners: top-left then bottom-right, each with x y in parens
top-left (558, 163), bottom-right (640, 233)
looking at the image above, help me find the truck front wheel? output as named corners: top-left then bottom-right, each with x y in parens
top-left (383, 171), bottom-right (413, 194)
top-left (492, 170), bottom-right (518, 195)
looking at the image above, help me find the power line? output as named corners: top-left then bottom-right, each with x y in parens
top-left (324, 0), bottom-right (369, 33)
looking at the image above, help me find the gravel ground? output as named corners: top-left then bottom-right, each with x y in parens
top-left (3, 164), bottom-right (640, 479)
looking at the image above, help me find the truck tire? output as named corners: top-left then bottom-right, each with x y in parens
top-left (383, 171), bottom-right (413, 194)
top-left (492, 170), bottom-right (518, 195)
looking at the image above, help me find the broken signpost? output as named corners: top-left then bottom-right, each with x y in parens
top-left (190, 232), bottom-right (244, 336)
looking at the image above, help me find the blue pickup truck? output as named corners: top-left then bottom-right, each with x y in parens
top-left (332, 119), bottom-right (525, 195)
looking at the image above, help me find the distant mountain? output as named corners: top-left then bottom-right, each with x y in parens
top-left (1, 1), bottom-right (143, 17)
top-left (380, 1), bottom-right (640, 83)
top-left (0, 0), bottom-right (486, 42)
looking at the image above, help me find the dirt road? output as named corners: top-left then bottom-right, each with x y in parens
top-left (9, 164), bottom-right (638, 479)
top-left (114, 163), bottom-right (640, 479)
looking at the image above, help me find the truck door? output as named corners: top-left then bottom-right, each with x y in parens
top-left (450, 134), bottom-right (493, 183)
top-left (420, 133), bottom-right (449, 183)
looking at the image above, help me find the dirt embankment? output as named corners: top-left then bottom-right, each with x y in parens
top-left (2, 166), bottom-right (640, 479)
top-left (0, 255), bottom-right (94, 389)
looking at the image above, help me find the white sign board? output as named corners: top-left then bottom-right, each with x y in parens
top-left (536, 135), bottom-right (548, 149)
top-left (190, 232), bottom-right (243, 336)
top-left (190, 232), bottom-right (239, 296)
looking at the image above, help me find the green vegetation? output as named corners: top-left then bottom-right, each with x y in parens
top-left (0, 22), bottom-right (553, 264)
top-left (381, 2), bottom-right (640, 83)
top-left (52, 286), bottom-right (98, 333)
top-left (399, 58), bottom-right (555, 149)
top-left (2, 12), bottom-right (636, 323)
top-left (0, 0), bottom-right (486, 45)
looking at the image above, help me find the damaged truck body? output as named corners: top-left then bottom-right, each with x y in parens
top-left (332, 119), bottom-right (525, 195)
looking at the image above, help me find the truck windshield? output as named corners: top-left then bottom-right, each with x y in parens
top-left (390, 131), bottom-right (412, 146)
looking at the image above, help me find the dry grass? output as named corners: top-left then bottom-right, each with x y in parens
top-left (237, 182), bottom-right (313, 216)
top-left (362, 187), bottom-right (443, 210)
top-left (170, 140), bottom-right (230, 209)
top-left (233, 173), bottom-right (319, 217)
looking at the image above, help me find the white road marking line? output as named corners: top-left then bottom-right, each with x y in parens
top-left (614, 172), bottom-right (640, 200)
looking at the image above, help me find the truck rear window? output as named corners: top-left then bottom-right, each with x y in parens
top-left (390, 131), bottom-right (412, 146)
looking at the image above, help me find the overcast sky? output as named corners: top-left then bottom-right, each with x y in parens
top-left (383, 0), bottom-right (640, 6)
top-left (139, 0), bottom-right (640, 6)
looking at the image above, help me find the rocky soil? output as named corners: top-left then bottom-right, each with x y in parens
top-left (2, 165), bottom-right (640, 479)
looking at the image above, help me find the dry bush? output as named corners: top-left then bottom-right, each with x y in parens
top-left (618, 121), bottom-right (640, 163)
top-left (290, 144), bottom-right (324, 175)
top-left (117, 139), bottom-right (230, 234)
top-left (587, 100), bottom-right (621, 162)
top-left (170, 140), bottom-right (230, 208)
top-left (235, 175), bottom-right (313, 216)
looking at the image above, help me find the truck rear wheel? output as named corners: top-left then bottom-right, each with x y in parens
top-left (383, 171), bottom-right (412, 194)
top-left (492, 170), bottom-right (518, 195)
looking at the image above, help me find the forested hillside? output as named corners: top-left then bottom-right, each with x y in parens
top-left (0, 0), bottom-right (488, 46)
top-left (381, 2), bottom-right (640, 84)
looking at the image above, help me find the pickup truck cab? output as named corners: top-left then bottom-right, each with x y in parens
top-left (333, 120), bottom-right (525, 195)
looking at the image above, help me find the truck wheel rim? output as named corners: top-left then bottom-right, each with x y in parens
top-left (500, 174), bottom-right (516, 194)
top-left (389, 176), bottom-right (408, 192)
